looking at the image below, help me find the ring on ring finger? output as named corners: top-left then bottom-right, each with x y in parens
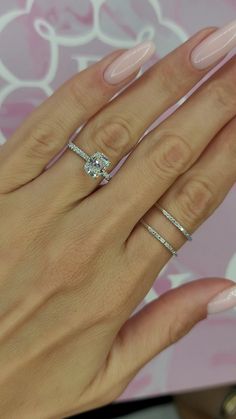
top-left (68, 140), bottom-right (112, 181)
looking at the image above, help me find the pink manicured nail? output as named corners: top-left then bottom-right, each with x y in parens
top-left (207, 285), bottom-right (236, 314)
top-left (191, 19), bottom-right (236, 70)
top-left (104, 41), bottom-right (156, 85)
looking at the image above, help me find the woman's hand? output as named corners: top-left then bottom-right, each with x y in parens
top-left (1, 21), bottom-right (236, 419)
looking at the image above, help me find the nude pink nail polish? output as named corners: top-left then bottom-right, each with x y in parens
top-left (207, 285), bottom-right (236, 314)
top-left (191, 19), bottom-right (236, 70)
top-left (104, 41), bottom-right (156, 85)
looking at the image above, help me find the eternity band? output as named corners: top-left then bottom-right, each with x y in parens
top-left (140, 204), bottom-right (192, 256)
top-left (140, 219), bottom-right (178, 257)
top-left (155, 204), bottom-right (192, 241)
top-left (68, 141), bottom-right (111, 181)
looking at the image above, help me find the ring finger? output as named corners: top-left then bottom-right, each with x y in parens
top-left (30, 27), bottom-right (220, 206)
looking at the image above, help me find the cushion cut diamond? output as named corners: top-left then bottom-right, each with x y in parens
top-left (84, 152), bottom-right (111, 178)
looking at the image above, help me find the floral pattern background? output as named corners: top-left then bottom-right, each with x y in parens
top-left (0, 0), bottom-right (236, 399)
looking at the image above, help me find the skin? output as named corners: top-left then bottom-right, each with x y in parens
top-left (0, 27), bottom-right (236, 418)
top-left (175, 386), bottom-right (236, 419)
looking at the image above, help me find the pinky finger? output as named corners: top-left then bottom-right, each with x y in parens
top-left (77, 278), bottom-right (234, 413)
top-left (97, 278), bottom-right (234, 406)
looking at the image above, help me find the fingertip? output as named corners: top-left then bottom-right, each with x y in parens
top-left (103, 41), bottom-right (156, 85)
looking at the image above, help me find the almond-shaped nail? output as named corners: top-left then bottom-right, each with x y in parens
top-left (104, 41), bottom-right (156, 85)
top-left (208, 285), bottom-right (236, 314)
top-left (191, 19), bottom-right (236, 70)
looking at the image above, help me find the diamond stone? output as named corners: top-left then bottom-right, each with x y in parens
top-left (84, 152), bottom-right (111, 178)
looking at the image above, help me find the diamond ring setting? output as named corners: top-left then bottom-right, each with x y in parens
top-left (68, 141), bottom-right (111, 181)
top-left (68, 140), bottom-right (192, 259)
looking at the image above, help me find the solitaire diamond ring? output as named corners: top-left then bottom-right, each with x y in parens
top-left (68, 141), bottom-right (111, 181)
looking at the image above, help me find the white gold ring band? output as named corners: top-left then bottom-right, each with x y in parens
top-left (141, 206), bottom-right (192, 257)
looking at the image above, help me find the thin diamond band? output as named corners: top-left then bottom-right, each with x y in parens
top-left (140, 219), bottom-right (178, 257)
top-left (155, 204), bottom-right (192, 241)
top-left (68, 141), bottom-right (111, 181)
top-left (68, 142), bottom-right (90, 162)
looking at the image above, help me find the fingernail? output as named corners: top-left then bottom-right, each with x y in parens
top-left (191, 19), bottom-right (236, 70)
top-left (104, 41), bottom-right (156, 85)
top-left (207, 285), bottom-right (236, 314)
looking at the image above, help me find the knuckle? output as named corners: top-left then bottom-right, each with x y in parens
top-left (27, 123), bottom-right (59, 160)
top-left (69, 77), bottom-right (91, 115)
top-left (158, 62), bottom-right (183, 96)
top-left (94, 118), bottom-right (132, 160)
top-left (149, 133), bottom-right (192, 180)
top-left (167, 314), bottom-right (190, 346)
top-left (177, 176), bottom-right (216, 226)
top-left (206, 79), bottom-right (236, 111)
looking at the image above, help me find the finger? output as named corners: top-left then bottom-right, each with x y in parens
top-left (31, 27), bottom-right (219, 206)
top-left (82, 278), bottom-right (234, 406)
top-left (0, 47), bottom-right (147, 194)
top-left (110, 279), bottom-right (234, 394)
top-left (127, 113), bottom-right (236, 266)
top-left (96, 46), bottom-right (236, 240)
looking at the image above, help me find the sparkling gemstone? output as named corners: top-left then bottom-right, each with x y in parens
top-left (84, 152), bottom-right (111, 178)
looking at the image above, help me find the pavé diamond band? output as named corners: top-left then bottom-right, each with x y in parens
top-left (155, 204), bottom-right (192, 241)
top-left (140, 219), bottom-right (178, 257)
top-left (68, 141), bottom-right (111, 181)
top-left (140, 205), bottom-right (192, 257)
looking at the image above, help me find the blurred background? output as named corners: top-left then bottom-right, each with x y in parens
top-left (0, 1), bottom-right (236, 417)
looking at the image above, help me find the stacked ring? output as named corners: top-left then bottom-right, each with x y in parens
top-left (140, 205), bottom-right (192, 257)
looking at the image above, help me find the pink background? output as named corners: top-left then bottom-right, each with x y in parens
top-left (0, 0), bottom-right (236, 399)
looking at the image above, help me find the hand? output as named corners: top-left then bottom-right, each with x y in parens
top-left (1, 22), bottom-right (236, 419)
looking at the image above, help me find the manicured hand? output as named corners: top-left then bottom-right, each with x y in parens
top-left (1, 21), bottom-right (236, 418)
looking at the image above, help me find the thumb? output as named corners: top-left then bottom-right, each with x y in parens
top-left (104, 278), bottom-right (235, 397)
